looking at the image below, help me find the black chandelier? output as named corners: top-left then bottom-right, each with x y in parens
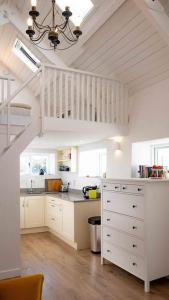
top-left (26, 0), bottom-right (82, 51)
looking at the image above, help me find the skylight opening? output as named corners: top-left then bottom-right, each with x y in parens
top-left (57, 0), bottom-right (94, 26)
top-left (12, 39), bottom-right (41, 72)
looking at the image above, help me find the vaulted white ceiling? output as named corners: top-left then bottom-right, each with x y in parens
top-left (1, 0), bottom-right (169, 95)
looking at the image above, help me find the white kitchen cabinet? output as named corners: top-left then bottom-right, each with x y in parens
top-left (102, 179), bottom-right (169, 292)
top-left (62, 201), bottom-right (74, 241)
top-left (20, 196), bottom-right (45, 229)
top-left (47, 196), bottom-right (100, 250)
top-left (20, 197), bottom-right (25, 229)
top-left (46, 197), bottom-right (62, 233)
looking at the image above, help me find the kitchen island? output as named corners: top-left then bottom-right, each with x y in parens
top-left (101, 178), bottom-right (169, 292)
top-left (20, 190), bottom-right (101, 250)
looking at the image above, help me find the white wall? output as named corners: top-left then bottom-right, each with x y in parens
top-left (113, 78), bottom-right (169, 178)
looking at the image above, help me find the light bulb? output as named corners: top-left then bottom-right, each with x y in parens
top-left (27, 17), bottom-right (33, 27)
top-left (31, 0), bottom-right (37, 7)
top-left (55, 27), bottom-right (58, 34)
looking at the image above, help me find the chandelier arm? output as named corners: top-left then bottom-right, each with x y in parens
top-left (30, 41), bottom-right (55, 51)
top-left (57, 42), bottom-right (78, 51)
top-left (41, 7), bottom-right (53, 26)
top-left (33, 19), bottom-right (51, 32)
top-left (30, 29), bottom-right (50, 43)
top-left (61, 31), bottom-right (78, 43)
top-left (67, 22), bottom-right (77, 40)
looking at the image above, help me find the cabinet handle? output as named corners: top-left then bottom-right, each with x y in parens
top-left (51, 218), bottom-right (55, 221)
top-left (122, 186), bottom-right (127, 190)
top-left (115, 186), bottom-right (119, 189)
top-left (22, 200), bottom-right (25, 208)
top-left (106, 234), bottom-right (111, 237)
top-left (132, 205), bottom-right (137, 208)
top-left (107, 218), bottom-right (111, 222)
top-left (107, 200), bottom-right (111, 203)
top-left (132, 226), bottom-right (137, 230)
top-left (132, 262), bottom-right (137, 266)
top-left (107, 249), bottom-right (111, 253)
top-left (137, 188), bottom-right (142, 192)
top-left (103, 185), bottom-right (107, 188)
top-left (132, 244), bottom-right (137, 248)
top-left (51, 205), bottom-right (55, 207)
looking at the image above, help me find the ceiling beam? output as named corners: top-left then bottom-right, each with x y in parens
top-left (0, 0), bottom-right (66, 68)
top-left (133, 0), bottom-right (169, 48)
top-left (62, 0), bottom-right (126, 66)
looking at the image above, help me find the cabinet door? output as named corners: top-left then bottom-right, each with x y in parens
top-left (62, 201), bottom-right (74, 241)
top-left (20, 197), bottom-right (25, 229)
top-left (25, 196), bottom-right (45, 228)
top-left (47, 201), bottom-right (62, 234)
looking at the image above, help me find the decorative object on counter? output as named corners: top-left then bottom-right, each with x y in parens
top-left (45, 178), bottom-right (62, 193)
top-left (82, 186), bottom-right (97, 199)
top-left (60, 182), bottom-right (70, 193)
top-left (138, 165), bottom-right (167, 178)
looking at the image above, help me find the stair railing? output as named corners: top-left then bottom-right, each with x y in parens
top-left (0, 68), bottom-right (41, 148)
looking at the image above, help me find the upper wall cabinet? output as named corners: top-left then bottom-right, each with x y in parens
top-left (57, 147), bottom-right (77, 173)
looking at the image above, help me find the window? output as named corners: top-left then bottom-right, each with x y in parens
top-left (20, 153), bottom-right (55, 175)
top-left (79, 149), bottom-right (107, 177)
top-left (57, 0), bottom-right (94, 25)
top-left (153, 144), bottom-right (169, 168)
top-left (12, 39), bottom-right (41, 72)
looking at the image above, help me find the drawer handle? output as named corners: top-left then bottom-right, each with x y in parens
top-left (107, 249), bottom-right (111, 253)
top-left (51, 218), bottom-right (55, 221)
top-left (132, 244), bottom-right (137, 248)
top-left (106, 234), bottom-right (111, 237)
top-left (132, 205), bottom-right (137, 208)
top-left (107, 200), bottom-right (111, 203)
top-left (122, 186), bottom-right (127, 190)
top-left (132, 226), bottom-right (137, 230)
top-left (138, 188), bottom-right (142, 192)
top-left (51, 205), bottom-right (55, 207)
top-left (103, 185), bottom-right (107, 188)
top-left (132, 262), bottom-right (137, 266)
top-left (115, 186), bottom-right (119, 189)
top-left (107, 218), bottom-right (111, 222)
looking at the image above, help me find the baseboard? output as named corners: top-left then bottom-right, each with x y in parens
top-left (21, 227), bottom-right (48, 234)
top-left (0, 268), bottom-right (21, 280)
top-left (49, 229), bottom-right (77, 249)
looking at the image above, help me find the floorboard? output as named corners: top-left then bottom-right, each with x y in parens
top-left (21, 233), bottom-right (169, 300)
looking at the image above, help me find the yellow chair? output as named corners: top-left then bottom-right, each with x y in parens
top-left (0, 274), bottom-right (44, 300)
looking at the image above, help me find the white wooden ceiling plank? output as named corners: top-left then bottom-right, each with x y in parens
top-left (117, 47), bottom-right (169, 82)
top-left (130, 69), bottom-right (169, 95)
top-left (73, 0), bottom-right (140, 68)
top-left (107, 34), bottom-right (163, 76)
top-left (111, 40), bottom-right (167, 77)
top-left (91, 25), bottom-right (156, 74)
top-left (79, 13), bottom-right (147, 72)
top-left (129, 62), bottom-right (169, 89)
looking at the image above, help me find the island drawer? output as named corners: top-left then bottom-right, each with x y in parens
top-left (103, 191), bottom-right (144, 219)
top-left (102, 210), bottom-right (144, 239)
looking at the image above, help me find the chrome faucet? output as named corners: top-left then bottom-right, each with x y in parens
top-left (30, 179), bottom-right (33, 193)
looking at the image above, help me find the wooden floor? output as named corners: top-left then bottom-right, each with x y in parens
top-left (21, 233), bottom-right (169, 300)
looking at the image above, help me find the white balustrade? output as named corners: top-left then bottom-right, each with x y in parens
top-left (41, 63), bottom-right (129, 126)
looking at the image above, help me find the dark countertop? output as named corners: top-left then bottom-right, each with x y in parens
top-left (20, 189), bottom-right (101, 203)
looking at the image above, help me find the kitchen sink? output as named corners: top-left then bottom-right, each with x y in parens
top-left (27, 191), bottom-right (44, 195)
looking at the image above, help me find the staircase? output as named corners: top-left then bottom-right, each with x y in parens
top-left (0, 64), bottom-right (129, 280)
